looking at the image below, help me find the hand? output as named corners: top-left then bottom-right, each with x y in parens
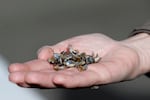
top-left (9, 33), bottom-right (141, 88)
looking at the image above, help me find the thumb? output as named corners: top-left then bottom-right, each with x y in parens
top-left (37, 46), bottom-right (54, 60)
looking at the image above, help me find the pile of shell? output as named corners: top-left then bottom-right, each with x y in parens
top-left (48, 45), bottom-right (101, 71)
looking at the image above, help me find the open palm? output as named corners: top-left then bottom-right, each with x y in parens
top-left (9, 33), bottom-right (140, 88)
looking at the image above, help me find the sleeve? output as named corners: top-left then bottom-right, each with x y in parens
top-left (131, 20), bottom-right (150, 36)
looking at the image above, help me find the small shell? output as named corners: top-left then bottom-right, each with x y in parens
top-left (85, 55), bottom-right (95, 64)
top-left (94, 54), bottom-right (101, 63)
top-left (76, 60), bottom-right (86, 66)
top-left (48, 58), bottom-right (56, 64)
top-left (68, 45), bottom-right (79, 56)
top-left (77, 65), bottom-right (88, 71)
top-left (64, 60), bottom-right (76, 67)
top-left (53, 53), bottom-right (61, 59)
top-left (53, 65), bottom-right (65, 71)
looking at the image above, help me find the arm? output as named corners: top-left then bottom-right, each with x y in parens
top-left (8, 33), bottom-right (150, 88)
top-left (129, 20), bottom-right (150, 77)
top-left (121, 33), bottom-right (150, 78)
top-left (8, 20), bottom-right (150, 88)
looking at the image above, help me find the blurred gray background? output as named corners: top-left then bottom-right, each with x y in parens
top-left (0, 0), bottom-right (150, 100)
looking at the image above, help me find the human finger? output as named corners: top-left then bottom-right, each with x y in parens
top-left (37, 43), bottom-right (70, 60)
top-left (37, 46), bottom-right (54, 60)
top-left (9, 71), bottom-right (58, 88)
top-left (9, 59), bottom-right (53, 72)
top-left (52, 68), bottom-right (101, 88)
top-left (9, 71), bottom-right (30, 87)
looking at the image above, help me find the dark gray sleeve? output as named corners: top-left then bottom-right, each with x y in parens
top-left (131, 20), bottom-right (150, 36)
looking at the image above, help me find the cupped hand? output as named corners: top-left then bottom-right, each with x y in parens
top-left (9, 33), bottom-right (140, 88)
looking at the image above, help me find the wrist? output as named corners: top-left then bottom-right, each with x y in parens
top-left (121, 33), bottom-right (150, 76)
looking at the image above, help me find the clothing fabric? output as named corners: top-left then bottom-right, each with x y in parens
top-left (131, 20), bottom-right (150, 36)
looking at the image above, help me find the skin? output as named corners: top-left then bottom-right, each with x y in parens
top-left (8, 33), bottom-right (150, 88)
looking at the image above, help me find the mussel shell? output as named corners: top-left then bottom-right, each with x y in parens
top-left (53, 65), bottom-right (65, 70)
top-left (85, 56), bottom-right (95, 64)
top-left (77, 64), bottom-right (88, 71)
top-left (48, 58), bottom-right (56, 64)
top-left (64, 60), bottom-right (76, 67)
